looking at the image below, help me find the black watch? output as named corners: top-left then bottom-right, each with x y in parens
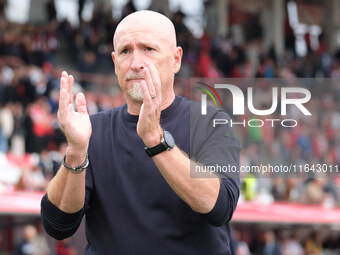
top-left (145, 130), bottom-right (175, 157)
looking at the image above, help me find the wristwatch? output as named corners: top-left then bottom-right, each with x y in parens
top-left (145, 130), bottom-right (175, 157)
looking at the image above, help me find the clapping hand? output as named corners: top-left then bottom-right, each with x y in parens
top-left (57, 71), bottom-right (92, 157)
top-left (137, 62), bottom-right (163, 148)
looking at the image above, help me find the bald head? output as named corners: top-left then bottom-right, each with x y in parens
top-left (113, 11), bottom-right (177, 50)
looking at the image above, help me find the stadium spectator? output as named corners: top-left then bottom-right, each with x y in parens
top-left (13, 225), bottom-right (37, 255)
top-left (56, 239), bottom-right (77, 255)
top-left (122, 0), bottom-right (137, 19)
top-left (46, 0), bottom-right (56, 22)
top-left (304, 231), bottom-right (323, 255)
top-left (282, 233), bottom-right (304, 255)
top-left (0, 232), bottom-right (8, 255)
top-left (0, 103), bottom-right (14, 152)
top-left (31, 223), bottom-right (50, 255)
top-left (262, 230), bottom-right (282, 255)
top-left (0, 0), bottom-right (7, 19)
top-left (233, 229), bottom-right (251, 255)
top-left (16, 161), bottom-right (47, 191)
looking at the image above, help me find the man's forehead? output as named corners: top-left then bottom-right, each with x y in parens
top-left (115, 25), bottom-right (166, 44)
top-left (113, 11), bottom-right (176, 49)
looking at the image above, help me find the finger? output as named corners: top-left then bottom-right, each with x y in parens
top-left (145, 62), bottom-right (161, 98)
top-left (61, 71), bottom-right (71, 101)
top-left (58, 77), bottom-right (70, 120)
top-left (68, 75), bottom-right (74, 104)
top-left (143, 67), bottom-right (156, 98)
top-left (141, 80), bottom-right (152, 106)
top-left (75, 92), bottom-right (88, 114)
top-left (62, 71), bottom-right (68, 82)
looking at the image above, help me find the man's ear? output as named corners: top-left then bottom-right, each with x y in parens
top-left (173, 46), bottom-right (183, 74)
top-left (112, 52), bottom-right (117, 75)
top-left (111, 52), bottom-right (116, 64)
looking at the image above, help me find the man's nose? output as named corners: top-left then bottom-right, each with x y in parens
top-left (130, 51), bottom-right (145, 72)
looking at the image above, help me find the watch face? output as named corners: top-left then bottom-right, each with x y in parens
top-left (164, 131), bottom-right (175, 148)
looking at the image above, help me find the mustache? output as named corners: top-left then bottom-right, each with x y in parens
top-left (126, 74), bottom-right (145, 81)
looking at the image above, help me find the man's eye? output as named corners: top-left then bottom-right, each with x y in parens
top-left (145, 47), bottom-right (154, 52)
top-left (121, 49), bottom-right (129, 54)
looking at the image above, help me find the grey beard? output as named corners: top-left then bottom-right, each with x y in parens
top-left (128, 82), bottom-right (144, 103)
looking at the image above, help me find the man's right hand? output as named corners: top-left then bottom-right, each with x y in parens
top-left (46, 71), bottom-right (91, 212)
top-left (57, 71), bottom-right (92, 161)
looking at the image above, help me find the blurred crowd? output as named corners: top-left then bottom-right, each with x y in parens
top-left (0, 0), bottom-right (339, 254)
top-left (0, 0), bottom-right (338, 205)
top-left (230, 227), bottom-right (340, 255)
top-left (0, 223), bottom-right (76, 255)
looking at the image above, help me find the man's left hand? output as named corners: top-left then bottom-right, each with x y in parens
top-left (137, 62), bottom-right (163, 148)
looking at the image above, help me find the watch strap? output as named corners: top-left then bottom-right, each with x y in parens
top-left (145, 143), bottom-right (167, 157)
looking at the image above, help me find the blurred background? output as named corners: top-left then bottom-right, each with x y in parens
top-left (0, 0), bottom-right (339, 254)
